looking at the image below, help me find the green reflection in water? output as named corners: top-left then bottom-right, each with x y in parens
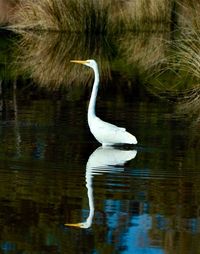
top-left (11, 29), bottom-right (199, 114)
top-left (0, 29), bottom-right (199, 253)
top-left (0, 88), bottom-right (199, 253)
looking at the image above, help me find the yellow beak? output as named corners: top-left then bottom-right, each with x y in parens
top-left (70, 60), bottom-right (87, 64)
top-left (65, 222), bottom-right (82, 228)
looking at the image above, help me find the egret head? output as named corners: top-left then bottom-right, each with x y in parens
top-left (70, 59), bottom-right (97, 69)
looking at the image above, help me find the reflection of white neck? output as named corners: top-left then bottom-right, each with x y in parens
top-left (81, 168), bottom-right (94, 228)
top-left (65, 147), bottom-right (137, 228)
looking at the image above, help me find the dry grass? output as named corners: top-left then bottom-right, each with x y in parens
top-left (178, 86), bottom-right (200, 116)
top-left (14, 31), bottom-right (112, 89)
top-left (0, 0), bottom-right (19, 25)
top-left (121, 0), bottom-right (171, 31)
top-left (151, 0), bottom-right (200, 124)
top-left (9, 0), bottom-right (174, 33)
top-left (169, 1), bottom-right (200, 88)
top-left (171, 29), bottom-right (200, 121)
top-left (136, 1), bottom-right (200, 98)
top-left (178, 0), bottom-right (200, 31)
top-left (8, 0), bottom-right (200, 33)
top-left (10, 0), bottom-right (117, 33)
top-left (172, 31), bottom-right (200, 81)
top-left (119, 32), bottom-right (169, 78)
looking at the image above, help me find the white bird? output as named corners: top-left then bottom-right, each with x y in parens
top-left (65, 146), bottom-right (137, 228)
top-left (71, 59), bottom-right (137, 146)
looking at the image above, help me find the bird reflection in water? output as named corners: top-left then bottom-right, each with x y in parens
top-left (65, 146), bottom-right (137, 228)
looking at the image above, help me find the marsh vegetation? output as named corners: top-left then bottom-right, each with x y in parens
top-left (0, 1), bottom-right (200, 254)
top-left (0, 1), bottom-right (198, 113)
top-left (9, 0), bottom-right (172, 32)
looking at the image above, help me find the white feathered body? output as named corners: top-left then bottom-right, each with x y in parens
top-left (85, 60), bottom-right (137, 146)
top-left (88, 116), bottom-right (137, 146)
top-left (71, 59), bottom-right (137, 146)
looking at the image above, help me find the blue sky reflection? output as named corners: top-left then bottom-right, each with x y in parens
top-left (121, 214), bottom-right (164, 254)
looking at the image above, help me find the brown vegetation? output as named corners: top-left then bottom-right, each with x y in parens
top-left (14, 31), bottom-right (112, 89)
top-left (0, 0), bottom-right (18, 24)
top-left (121, 0), bottom-right (172, 31)
top-left (9, 0), bottom-right (172, 33)
top-left (10, 0), bottom-right (117, 33)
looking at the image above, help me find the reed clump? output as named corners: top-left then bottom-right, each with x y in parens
top-left (169, 1), bottom-right (200, 93)
top-left (172, 31), bottom-right (200, 81)
top-left (10, 0), bottom-right (116, 34)
top-left (170, 1), bottom-right (200, 83)
top-left (119, 32), bottom-right (168, 73)
top-left (178, 0), bottom-right (200, 31)
top-left (121, 0), bottom-right (171, 31)
top-left (171, 29), bottom-right (200, 120)
top-left (10, 0), bottom-right (174, 33)
top-left (0, 0), bottom-right (19, 25)
top-left (14, 31), bottom-right (112, 89)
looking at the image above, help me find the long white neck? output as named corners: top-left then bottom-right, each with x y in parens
top-left (88, 66), bottom-right (99, 121)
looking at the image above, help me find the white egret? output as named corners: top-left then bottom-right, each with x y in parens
top-left (71, 59), bottom-right (137, 146)
top-left (65, 146), bottom-right (137, 228)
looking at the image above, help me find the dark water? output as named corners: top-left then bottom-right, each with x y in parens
top-left (0, 30), bottom-right (200, 253)
top-left (0, 87), bottom-right (199, 254)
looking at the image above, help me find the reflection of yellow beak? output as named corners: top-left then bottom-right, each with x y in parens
top-left (65, 223), bottom-right (82, 228)
top-left (70, 60), bottom-right (87, 65)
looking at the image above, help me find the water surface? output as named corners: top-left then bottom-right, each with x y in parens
top-left (0, 31), bottom-right (200, 254)
top-left (0, 88), bottom-right (199, 254)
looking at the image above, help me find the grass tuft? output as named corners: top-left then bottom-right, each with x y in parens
top-left (120, 0), bottom-right (171, 31)
top-left (13, 31), bottom-right (113, 89)
top-left (9, 0), bottom-right (172, 33)
top-left (10, 0), bottom-right (115, 34)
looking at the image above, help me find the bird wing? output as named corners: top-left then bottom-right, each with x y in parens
top-left (94, 117), bottom-right (126, 132)
top-left (89, 117), bottom-right (137, 145)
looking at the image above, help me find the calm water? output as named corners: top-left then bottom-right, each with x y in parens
top-left (0, 88), bottom-right (199, 254)
top-left (0, 30), bottom-right (200, 254)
